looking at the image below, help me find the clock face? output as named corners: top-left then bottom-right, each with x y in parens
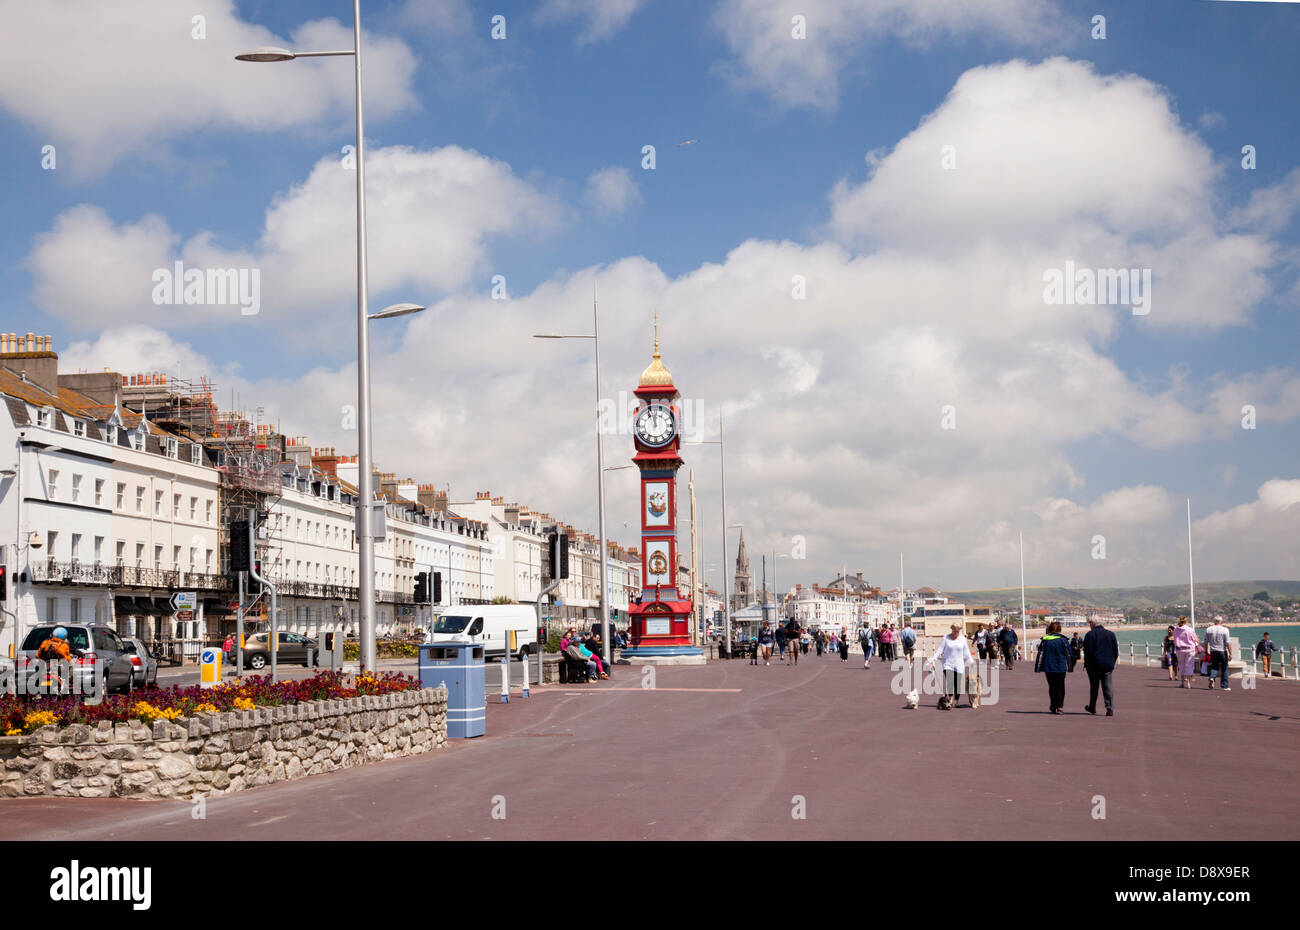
top-left (634, 403), bottom-right (677, 447)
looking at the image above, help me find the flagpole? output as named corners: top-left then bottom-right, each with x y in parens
top-left (1019, 532), bottom-right (1027, 649)
top-left (1187, 499), bottom-right (1195, 629)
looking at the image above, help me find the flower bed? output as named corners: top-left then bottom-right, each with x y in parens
top-left (1, 671), bottom-right (418, 735)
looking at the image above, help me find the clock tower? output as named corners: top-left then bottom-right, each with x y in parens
top-left (624, 319), bottom-right (704, 664)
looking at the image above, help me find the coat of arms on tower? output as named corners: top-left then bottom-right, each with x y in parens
top-left (648, 550), bottom-right (669, 576)
top-left (647, 489), bottom-right (667, 518)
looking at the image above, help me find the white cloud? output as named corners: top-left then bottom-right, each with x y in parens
top-left (582, 166), bottom-right (643, 217)
top-left (0, 0), bottom-right (417, 175)
top-left (828, 58), bottom-right (1275, 329)
top-left (1195, 481), bottom-right (1300, 581)
top-left (536, 0), bottom-right (647, 44)
top-left (26, 145), bottom-right (565, 333)
top-left (710, 0), bottom-right (1064, 109)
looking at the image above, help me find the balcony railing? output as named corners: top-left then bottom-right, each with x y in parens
top-left (29, 559), bottom-right (233, 592)
top-left (30, 559), bottom-right (419, 605)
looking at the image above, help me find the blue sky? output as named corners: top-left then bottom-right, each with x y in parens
top-left (1, 0), bottom-right (1297, 589)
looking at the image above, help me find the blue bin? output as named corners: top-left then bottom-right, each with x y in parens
top-left (418, 641), bottom-right (485, 738)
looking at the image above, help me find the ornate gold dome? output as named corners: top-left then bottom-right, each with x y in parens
top-left (639, 313), bottom-right (673, 387)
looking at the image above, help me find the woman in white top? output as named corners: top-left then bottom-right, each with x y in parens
top-left (931, 623), bottom-right (974, 709)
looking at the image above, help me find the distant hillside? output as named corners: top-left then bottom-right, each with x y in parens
top-left (945, 581), bottom-right (1300, 611)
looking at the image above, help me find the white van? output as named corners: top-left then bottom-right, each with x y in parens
top-left (426, 604), bottom-right (538, 660)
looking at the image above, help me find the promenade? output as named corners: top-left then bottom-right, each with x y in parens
top-left (3, 654), bottom-right (1297, 841)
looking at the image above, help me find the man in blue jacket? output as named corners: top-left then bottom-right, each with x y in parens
top-left (997, 621), bottom-right (1019, 670)
top-left (1082, 617), bottom-right (1119, 717)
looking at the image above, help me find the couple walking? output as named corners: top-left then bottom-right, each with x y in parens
top-left (1036, 618), bottom-right (1118, 715)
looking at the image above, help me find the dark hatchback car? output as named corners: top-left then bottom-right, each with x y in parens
top-left (237, 632), bottom-right (319, 670)
top-left (18, 624), bottom-right (139, 695)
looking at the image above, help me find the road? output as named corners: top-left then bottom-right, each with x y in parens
top-left (5, 655), bottom-right (1298, 840)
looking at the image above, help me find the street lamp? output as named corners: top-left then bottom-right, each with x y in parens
top-left (368, 303), bottom-right (424, 321)
top-left (237, 4), bottom-right (424, 671)
top-left (533, 289), bottom-right (611, 665)
top-left (685, 411), bottom-right (733, 652)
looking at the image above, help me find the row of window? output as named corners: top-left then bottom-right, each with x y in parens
top-left (45, 469), bottom-right (215, 522)
top-left (43, 531), bottom-right (215, 573)
top-left (34, 407), bottom-right (203, 463)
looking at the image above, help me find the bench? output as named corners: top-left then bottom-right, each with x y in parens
top-left (559, 655), bottom-right (593, 684)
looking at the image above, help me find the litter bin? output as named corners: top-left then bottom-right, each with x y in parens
top-left (418, 641), bottom-right (485, 738)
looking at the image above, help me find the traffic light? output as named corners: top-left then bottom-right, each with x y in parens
top-left (432, 571), bottom-right (442, 604)
top-left (548, 530), bottom-right (569, 580)
top-left (229, 520), bottom-right (250, 572)
top-left (414, 571), bottom-right (430, 604)
top-left (0, 564), bottom-right (7, 601)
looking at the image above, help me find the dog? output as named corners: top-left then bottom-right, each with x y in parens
top-left (904, 689), bottom-right (919, 709)
top-left (966, 667), bottom-right (982, 710)
top-left (937, 694), bottom-right (953, 711)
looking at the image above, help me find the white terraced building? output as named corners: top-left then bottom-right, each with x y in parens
top-left (0, 336), bottom-right (223, 658)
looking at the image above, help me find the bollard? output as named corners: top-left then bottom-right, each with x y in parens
top-left (521, 642), bottom-right (530, 699)
top-left (500, 651), bottom-right (510, 704)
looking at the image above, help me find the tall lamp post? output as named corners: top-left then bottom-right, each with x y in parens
top-left (534, 289), bottom-right (611, 665)
top-left (602, 464), bottom-right (636, 647)
top-left (236, 5), bottom-right (424, 671)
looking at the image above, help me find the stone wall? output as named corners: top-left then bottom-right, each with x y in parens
top-left (0, 687), bottom-right (447, 800)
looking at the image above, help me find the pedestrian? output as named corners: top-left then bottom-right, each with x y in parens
top-left (900, 622), bottom-right (916, 662)
top-left (775, 623), bottom-right (788, 663)
top-left (1034, 620), bottom-right (1076, 714)
top-left (1172, 616), bottom-right (1199, 689)
top-left (785, 620), bottom-right (801, 666)
top-left (879, 624), bottom-right (892, 662)
top-left (222, 633), bottom-right (234, 659)
top-left (814, 629), bottom-right (825, 657)
top-left (1070, 631), bottom-right (1083, 664)
top-left (838, 626), bottom-right (850, 661)
top-left (1082, 617), bottom-right (1118, 717)
top-left (930, 623), bottom-right (974, 709)
top-left (859, 624), bottom-right (874, 669)
top-left (974, 624), bottom-right (989, 660)
top-left (758, 624), bottom-right (774, 666)
top-left (749, 634), bottom-right (759, 665)
top-left (1255, 632), bottom-right (1278, 677)
top-left (997, 620), bottom-right (1019, 670)
top-left (801, 630), bottom-right (810, 655)
top-left (1203, 615), bottom-right (1232, 692)
top-left (1162, 625), bottom-right (1177, 681)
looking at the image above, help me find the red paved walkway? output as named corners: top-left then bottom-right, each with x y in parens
top-left (2, 656), bottom-right (1297, 840)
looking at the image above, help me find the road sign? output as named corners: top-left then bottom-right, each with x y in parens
top-left (171, 591), bottom-right (197, 611)
top-left (200, 647), bottom-right (221, 688)
top-left (176, 609), bottom-right (194, 623)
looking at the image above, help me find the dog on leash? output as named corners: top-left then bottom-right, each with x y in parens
top-left (904, 689), bottom-right (919, 709)
top-left (966, 667), bottom-right (982, 710)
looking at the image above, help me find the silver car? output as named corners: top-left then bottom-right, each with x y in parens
top-left (17, 624), bottom-right (138, 696)
top-left (122, 636), bottom-right (159, 688)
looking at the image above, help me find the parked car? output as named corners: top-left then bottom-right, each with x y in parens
top-left (17, 624), bottom-right (138, 695)
top-left (121, 636), bottom-right (159, 688)
top-left (238, 632), bottom-right (319, 670)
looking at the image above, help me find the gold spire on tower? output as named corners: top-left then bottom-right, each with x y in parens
top-left (639, 310), bottom-right (673, 387)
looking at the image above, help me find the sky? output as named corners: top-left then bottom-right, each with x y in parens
top-left (0, 0), bottom-right (1297, 593)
